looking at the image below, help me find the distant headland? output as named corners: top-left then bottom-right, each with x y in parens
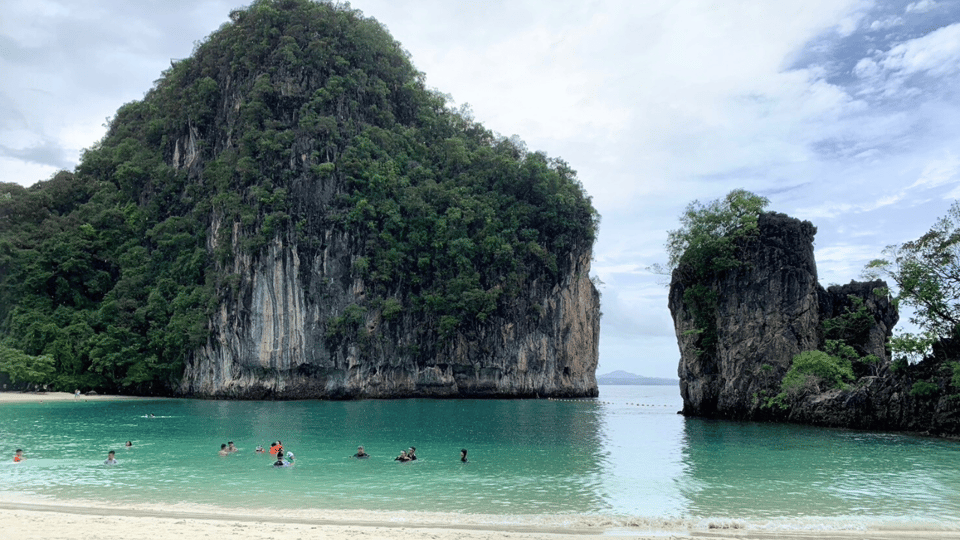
top-left (596, 371), bottom-right (678, 386)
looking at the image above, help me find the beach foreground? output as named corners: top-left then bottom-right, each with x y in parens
top-left (0, 391), bottom-right (147, 404)
top-left (0, 500), bottom-right (956, 540)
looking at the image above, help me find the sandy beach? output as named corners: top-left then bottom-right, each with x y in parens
top-left (0, 499), bottom-right (957, 540)
top-left (0, 391), bottom-right (150, 404)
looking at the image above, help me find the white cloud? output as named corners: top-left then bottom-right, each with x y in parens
top-left (869, 16), bottom-right (904, 31)
top-left (905, 0), bottom-right (939, 14)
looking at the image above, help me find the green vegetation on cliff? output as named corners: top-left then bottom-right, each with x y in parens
top-left (0, 0), bottom-right (598, 394)
top-left (661, 189), bottom-right (769, 358)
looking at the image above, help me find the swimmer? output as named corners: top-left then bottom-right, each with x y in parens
top-left (13, 449), bottom-right (24, 462)
top-left (460, 448), bottom-right (468, 463)
top-left (273, 450), bottom-right (286, 467)
top-left (104, 451), bottom-right (118, 465)
top-left (125, 441), bottom-right (133, 447)
top-left (285, 451), bottom-right (295, 464)
top-left (394, 450), bottom-right (410, 462)
top-left (407, 446), bottom-right (417, 461)
top-left (255, 445), bottom-right (265, 453)
top-left (218, 443), bottom-right (229, 456)
top-left (269, 441), bottom-right (283, 455)
top-left (227, 441), bottom-right (238, 453)
top-left (353, 445), bottom-right (369, 458)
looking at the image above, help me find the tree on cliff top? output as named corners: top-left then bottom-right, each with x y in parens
top-left (659, 189), bottom-right (769, 358)
top-left (865, 201), bottom-right (960, 362)
top-left (663, 189), bottom-right (770, 276)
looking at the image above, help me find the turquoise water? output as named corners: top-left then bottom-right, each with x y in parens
top-left (1, 385), bottom-right (959, 528)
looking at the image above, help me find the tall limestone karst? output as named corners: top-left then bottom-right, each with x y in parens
top-left (670, 211), bottom-right (960, 435)
top-left (0, 0), bottom-right (600, 398)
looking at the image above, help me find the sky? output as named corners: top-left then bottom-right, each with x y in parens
top-left (3, 0), bottom-right (960, 378)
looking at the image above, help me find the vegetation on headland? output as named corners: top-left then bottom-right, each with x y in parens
top-left (0, 0), bottom-right (598, 394)
top-left (659, 189), bottom-right (770, 360)
top-left (666, 189), bottom-right (960, 420)
top-left (863, 201), bottom-right (960, 400)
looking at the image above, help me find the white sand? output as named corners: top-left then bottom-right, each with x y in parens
top-left (0, 498), bottom-right (956, 540)
top-left (0, 391), bottom-right (150, 404)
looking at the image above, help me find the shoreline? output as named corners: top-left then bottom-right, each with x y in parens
top-left (0, 496), bottom-right (956, 540)
top-left (0, 391), bottom-right (152, 404)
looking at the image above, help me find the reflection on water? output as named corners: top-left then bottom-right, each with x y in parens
top-left (677, 416), bottom-right (960, 523)
top-left (1, 386), bottom-right (959, 526)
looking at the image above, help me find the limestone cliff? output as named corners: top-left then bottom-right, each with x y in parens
top-left (669, 212), bottom-right (960, 435)
top-left (161, 1), bottom-right (601, 399)
top-left (181, 229), bottom-right (599, 398)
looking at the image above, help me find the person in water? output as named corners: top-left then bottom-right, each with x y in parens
top-left (125, 441), bottom-right (133, 448)
top-left (460, 448), bottom-right (468, 463)
top-left (255, 445), bottom-right (265, 453)
top-left (353, 445), bottom-right (369, 458)
top-left (285, 451), bottom-right (295, 464)
top-left (227, 441), bottom-right (238, 453)
top-left (219, 444), bottom-right (229, 456)
top-left (407, 447), bottom-right (417, 461)
top-left (273, 451), bottom-right (286, 467)
top-left (395, 450), bottom-right (410, 462)
top-left (269, 441), bottom-right (283, 455)
top-left (13, 449), bottom-right (24, 462)
top-left (104, 451), bottom-right (118, 465)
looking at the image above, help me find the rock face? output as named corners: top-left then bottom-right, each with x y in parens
top-left (671, 213), bottom-right (828, 418)
top-left (672, 211), bottom-right (960, 435)
top-left (181, 229), bottom-right (599, 398)
top-left (669, 212), bottom-right (946, 430)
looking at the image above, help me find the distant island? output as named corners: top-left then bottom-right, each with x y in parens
top-left (596, 370), bottom-right (678, 386)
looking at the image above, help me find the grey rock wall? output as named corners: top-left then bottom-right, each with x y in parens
top-left (180, 218), bottom-right (600, 399)
top-left (670, 212), bottom-right (897, 421)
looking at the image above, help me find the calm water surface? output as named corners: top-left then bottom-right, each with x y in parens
top-left (1, 385), bottom-right (958, 529)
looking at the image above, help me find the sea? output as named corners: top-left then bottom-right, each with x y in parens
top-left (1, 385), bottom-right (959, 533)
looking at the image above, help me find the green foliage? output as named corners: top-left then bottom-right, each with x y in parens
top-left (909, 380), bottom-right (939, 398)
top-left (664, 189), bottom-right (769, 358)
top-left (780, 350), bottom-right (854, 396)
top-left (821, 295), bottom-right (882, 375)
top-left (664, 189), bottom-right (770, 272)
top-left (864, 201), bottom-right (960, 361)
top-left (0, 344), bottom-right (55, 386)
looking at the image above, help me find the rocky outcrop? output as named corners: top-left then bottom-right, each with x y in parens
top-left (181, 226), bottom-right (599, 398)
top-left (158, 2), bottom-right (602, 399)
top-left (668, 212), bottom-right (960, 436)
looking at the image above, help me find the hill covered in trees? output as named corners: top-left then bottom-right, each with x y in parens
top-left (0, 0), bottom-right (600, 398)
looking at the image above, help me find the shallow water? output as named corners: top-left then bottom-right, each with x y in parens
top-left (1, 385), bottom-right (958, 529)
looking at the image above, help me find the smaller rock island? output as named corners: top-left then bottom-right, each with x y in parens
top-left (670, 211), bottom-right (960, 437)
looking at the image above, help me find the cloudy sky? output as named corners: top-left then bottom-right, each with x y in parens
top-left (3, 0), bottom-right (960, 378)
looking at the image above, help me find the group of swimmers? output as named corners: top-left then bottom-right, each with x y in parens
top-left (15, 442), bottom-right (469, 467)
top-left (14, 442), bottom-right (134, 466)
top-left (355, 445), bottom-right (468, 463)
top-left (220, 440), bottom-right (294, 467)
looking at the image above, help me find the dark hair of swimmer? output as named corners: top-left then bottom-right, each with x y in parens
top-left (221, 443), bottom-right (227, 449)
